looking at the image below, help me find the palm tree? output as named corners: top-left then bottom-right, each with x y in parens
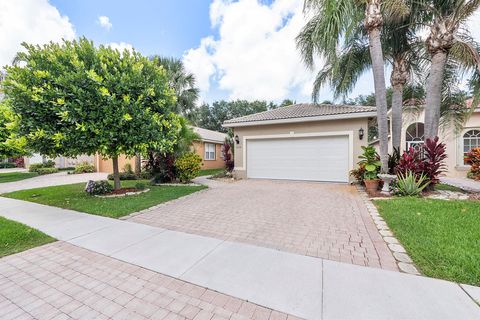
top-left (420, 0), bottom-right (480, 139)
top-left (151, 56), bottom-right (200, 118)
top-left (311, 19), bottom-right (420, 151)
top-left (296, 0), bottom-right (407, 172)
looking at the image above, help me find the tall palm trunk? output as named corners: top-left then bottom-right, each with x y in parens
top-left (424, 52), bottom-right (448, 139)
top-left (424, 19), bottom-right (455, 140)
top-left (365, 0), bottom-right (389, 173)
top-left (390, 56), bottom-right (408, 150)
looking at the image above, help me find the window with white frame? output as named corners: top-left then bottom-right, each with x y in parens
top-left (463, 129), bottom-right (480, 164)
top-left (204, 143), bottom-right (216, 160)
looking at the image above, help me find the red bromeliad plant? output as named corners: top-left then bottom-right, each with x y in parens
top-left (423, 137), bottom-right (447, 186)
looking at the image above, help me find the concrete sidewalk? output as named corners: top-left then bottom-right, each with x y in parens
top-left (441, 177), bottom-right (480, 192)
top-left (1, 197), bottom-right (479, 320)
top-left (0, 171), bottom-right (108, 194)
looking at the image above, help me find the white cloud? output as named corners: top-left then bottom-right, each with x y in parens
top-left (107, 42), bottom-right (134, 53)
top-left (183, 0), bottom-right (316, 102)
top-left (0, 0), bottom-right (75, 69)
top-left (97, 15), bottom-right (112, 31)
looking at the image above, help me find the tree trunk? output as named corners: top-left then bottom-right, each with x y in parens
top-left (391, 84), bottom-right (403, 150)
top-left (135, 153), bottom-right (141, 175)
top-left (368, 27), bottom-right (389, 173)
top-left (424, 51), bottom-right (448, 140)
top-left (112, 156), bottom-right (121, 190)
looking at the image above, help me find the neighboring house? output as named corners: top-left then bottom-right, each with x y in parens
top-left (191, 126), bottom-right (227, 170)
top-left (95, 126), bottom-right (227, 173)
top-left (24, 154), bottom-right (94, 169)
top-left (371, 99), bottom-right (480, 178)
top-left (223, 104), bottom-right (375, 183)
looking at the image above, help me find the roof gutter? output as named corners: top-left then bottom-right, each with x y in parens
top-left (222, 111), bottom-right (377, 128)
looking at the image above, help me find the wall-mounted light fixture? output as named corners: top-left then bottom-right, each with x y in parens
top-left (234, 135), bottom-right (240, 144)
top-left (359, 128), bottom-right (364, 140)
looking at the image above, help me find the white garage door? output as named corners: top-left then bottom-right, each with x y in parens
top-left (246, 135), bottom-right (349, 182)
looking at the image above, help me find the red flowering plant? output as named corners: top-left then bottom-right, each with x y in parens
top-left (395, 147), bottom-right (425, 176)
top-left (466, 147), bottom-right (480, 180)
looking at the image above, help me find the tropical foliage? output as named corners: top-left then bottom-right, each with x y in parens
top-left (152, 56), bottom-right (199, 118)
top-left (297, 0), bottom-right (480, 163)
top-left (466, 147), bottom-right (480, 180)
top-left (357, 146), bottom-right (381, 180)
top-left (394, 171), bottom-right (430, 196)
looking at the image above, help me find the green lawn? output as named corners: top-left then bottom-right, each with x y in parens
top-left (0, 216), bottom-right (55, 258)
top-left (0, 172), bottom-right (38, 183)
top-left (3, 180), bottom-right (207, 218)
top-left (199, 168), bottom-right (225, 176)
top-left (375, 198), bottom-right (480, 285)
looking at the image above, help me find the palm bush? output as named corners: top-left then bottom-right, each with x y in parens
top-left (394, 171), bottom-right (430, 196)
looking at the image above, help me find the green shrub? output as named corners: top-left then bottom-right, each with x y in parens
top-left (135, 182), bottom-right (147, 190)
top-left (175, 152), bottom-right (202, 183)
top-left (29, 162), bottom-right (57, 173)
top-left (0, 163), bottom-right (16, 168)
top-left (107, 172), bottom-right (137, 180)
top-left (73, 161), bottom-right (95, 174)
top-left (123, 163), bottom-right (134, 174)
top-left (35, 167), bottom-right (59, 175)
top-left (394, 171), bottom-right (430, 196)
top-left (44, 160), bottom-right (55, 168)
top-left (138, 171), bottom-right (152, 180)
top-left (84, 180), bottom-right (113, 195)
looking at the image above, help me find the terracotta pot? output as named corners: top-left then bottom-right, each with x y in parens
top-left (364, 179), bottom-right (379, 195)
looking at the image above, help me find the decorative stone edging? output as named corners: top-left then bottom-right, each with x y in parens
top-left (356, 185), bottom-right (420, 275)
top-left (153, 182), bottom-right (202, 187)
top-left (95, 188), bottom-right (150, 198)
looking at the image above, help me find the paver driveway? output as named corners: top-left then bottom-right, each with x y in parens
top-left (129, 179), bottom-right (397, 270)
top-left (0, 242), bottom-right (294, 320)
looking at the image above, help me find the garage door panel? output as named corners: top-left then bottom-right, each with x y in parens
top-left (246, 136), bottom-right (349, 182)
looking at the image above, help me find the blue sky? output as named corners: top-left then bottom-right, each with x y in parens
top-left (50, 0), bottom-right (214, 58)
top-left (4, 0), bottom-right (479, 105)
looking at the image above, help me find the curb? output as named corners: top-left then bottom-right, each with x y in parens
top-left (356, 185), bottom-right (420, 275)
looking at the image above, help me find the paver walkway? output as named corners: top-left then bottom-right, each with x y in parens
top-left (129, 178), bottom-right (397, 270)
top-left (0, 242), bottom-right (292, 320)
top-left (441, 177), bottom-right (480, 192)
top-left (0, 171), bottom-right (108, 194)
top-left (1, 197), bottom-right (479, 319)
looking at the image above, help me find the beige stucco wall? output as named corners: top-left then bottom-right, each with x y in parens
top-left (398, 110), bottom-right (480, 178)
top-left (96, 154), bottom-right (139, 173)
top-left (231, 118), bottom-right (370, 181)
top-left (192, 141), bottom-right (225, 169)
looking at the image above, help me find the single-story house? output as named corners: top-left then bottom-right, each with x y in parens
top-left (371, 99), bottom-right (480, 178)
top-left (95, 126), bottom-right (227, 173)
top-left (223, 104), bottom-right (376, 183)
top-left (24, 154), bottom-right (94, 169)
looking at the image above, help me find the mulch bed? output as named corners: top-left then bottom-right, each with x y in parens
top-left (106, 188), bottom-right (138, 195)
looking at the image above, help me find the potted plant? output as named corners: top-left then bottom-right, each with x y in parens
top-left (358, 146), bottom-right (381, 194)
